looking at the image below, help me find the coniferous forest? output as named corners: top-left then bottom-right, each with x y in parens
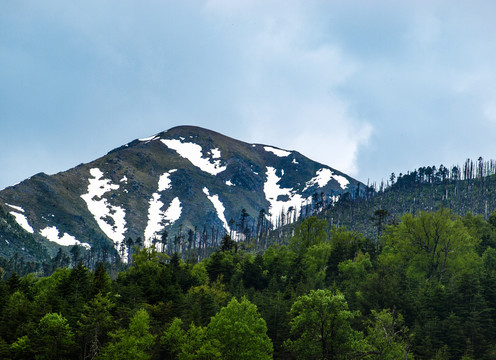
top-left (1, 210), bottom-right (496, 359)
top-left (2, 160), bottom-right (496, 359)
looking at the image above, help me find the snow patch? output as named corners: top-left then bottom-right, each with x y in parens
top-left (80, 168), bottom-right (127, 256)
top-left (203, 187), bottom-right (230, 234)
top-left (304, 168), bottom-right (333, 190)
top-left (139, 134), bottom-right (159, 142)
top-left (161, 139), bottom-right (227, 175)
top-left (9, 212), bottom-right (34, 234)
top-left (264, 146), bottom-right (291, 157)
top-left (6, 203), bottom-right (24, 213)
top-left (225, 180), bottom-right (234, 186)
top-left (158, 169), bottom-right (176, 191)
top-left (304, 168), bottom-right (350, 191)
top-left (40, 226), bottom-right (91, 249)
top-left (5, 240), bottom-right (9, 245)
top-left (264, 167), bottom-right (307, 224)
top-left (120, 176), bottom-right (128, 184)
top-left (165, 198), bottom-right (182, 223)
top-left (292, 158), bottom-right (299, 164)
top-left (333, 174), bottom-right (350, 190)
top-left (144, 169), bottom-right (182, 246)
top-left (329, 195), bottom-right (341, 204)
top-left (211, 148), bottom-right (221, 159)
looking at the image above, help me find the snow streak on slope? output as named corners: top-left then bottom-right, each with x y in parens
top-left (80, 168), bottom-right (127, 255)
top-left (161, 139), bottom-right (227, 175)
top-left (144, 169), bottom-right (182, 246)
top-left (264, 146), bottom-right (291, 157)
top-left (164, 198), bottom-right (182, 222)
top-left (332, 174), bottom-right (350, 189)
top-left (203, 187), bottom-right (230, 233)
top-left (304, 168), bottom-right (350, 191)
top-left (139, 135), bottom-right (160, 142)
top-left (6, 204), bottom-right (34, 234)
top-left (40, 226), bottom-right (91, 249)
top-left (157, 170), bottom-right (175, 191)
top-left (264, 167), bottom-right (305, 224)
top-left (6, 203), bottom-right (24, 213)
top-left (10, 212), bottom-right (34, 234)
top-left (304, 168), bottom-right (332, 190)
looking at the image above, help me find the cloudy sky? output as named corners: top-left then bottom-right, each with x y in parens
top-left (2, 0), bottom-right (496, 190)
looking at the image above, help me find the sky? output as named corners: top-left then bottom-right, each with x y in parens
top-left (2, 1), bottom-right (496, 190)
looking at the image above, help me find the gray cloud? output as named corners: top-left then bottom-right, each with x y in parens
top-left (1, 1), bottom-right (496, 189)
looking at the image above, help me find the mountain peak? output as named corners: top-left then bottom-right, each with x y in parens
top-left (0, 126), bottom-right (363, 261)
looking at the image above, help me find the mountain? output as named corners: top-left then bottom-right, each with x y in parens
top-left (0, 125), bottom-right (363, 261)
top-left (310, 158), bottom-right (496, 242)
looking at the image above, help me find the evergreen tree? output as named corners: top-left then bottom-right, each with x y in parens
top-left (98, 308), bottom-right (156, 360)
top-left (32, 313), bottom-right (76, 360)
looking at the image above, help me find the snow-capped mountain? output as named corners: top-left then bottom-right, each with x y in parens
top-left (0, 126), bottom-right (364, 260)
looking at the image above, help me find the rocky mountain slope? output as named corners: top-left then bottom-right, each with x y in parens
top-left (0, 126), bottom-right (363, 261)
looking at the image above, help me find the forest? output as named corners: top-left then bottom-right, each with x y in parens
top-left (2, 158), bottom-right (496, 359)
top-left (1, 207), bottom-right (496, 359)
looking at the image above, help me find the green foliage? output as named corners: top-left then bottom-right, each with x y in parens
top-left (161, 318), bottom-right (221, 360)
top-left (289, 216), bottom-right (328, 256)
top-left (98, 308), bottom-right (156, 360)
top-left (207, 297), bottom-right (273, 360)
top-left (182, 285), bottom-right (218, 327)
top-left (11, 335), bottom-right (33, 359)
top-left (32, 313), bottom-right (76, 359)
top-left (0, 290), bottom-right (32, 343)
top-left (2, 208), bottom-right (496, 359)
top-left (381, 209), bottom-right (479, 284)
top-left (161, 297), bottom-right (272, 360)
top-left (338, 252), bottom-right (372, 310)
top-left (77, 293), bottom-right (116, 359)
top-left (161, 318), bottom-right (186, 359)
top-left (326, 227), bottom-right (371, 284)
top-left (364, 309), bottom-right (412, 360)
top-left (205, 250), bottom-right (238, 284)
top-left (285, 289), bottom-right (365, 359)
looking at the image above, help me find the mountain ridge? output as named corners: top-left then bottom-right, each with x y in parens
top-left (0, 125), bottom-right (363, 261)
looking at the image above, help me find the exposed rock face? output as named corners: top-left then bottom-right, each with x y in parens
top-left (0, 126), bottom-right (363, 260)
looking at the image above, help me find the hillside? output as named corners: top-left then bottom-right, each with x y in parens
top-left (317, 158), bottom-right (496, 240)
top-left (0, 125), bottom-right (362, 263)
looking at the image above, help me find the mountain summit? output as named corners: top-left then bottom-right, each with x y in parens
top-left (0, 126), bottom-right (363, 260)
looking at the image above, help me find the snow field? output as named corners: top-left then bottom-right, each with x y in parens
top-left (144, 170), bottom-right (182, 246)
top-left (161, 139), bottom-right (227, 175)
top-left (10, 211), bottom-right (34, 234)
top-left (6, 203), bottom-right (25, 213)
top-left (139, 134), bottom-right (160, 142)
top-left (263, 167), bottom-right (306, 224)
top-left (304, 168), bottom-right (350, 191)
top-left (80, 168), bottom-right (127, 256)
top-left (6, 203), bottom-right (35, 234)
top-left (203, 187), bottom-right (230, 234)
top-left (264, 146), bottom-right (291, 157)
top-left (40, 226), bottom-right (91, 249)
